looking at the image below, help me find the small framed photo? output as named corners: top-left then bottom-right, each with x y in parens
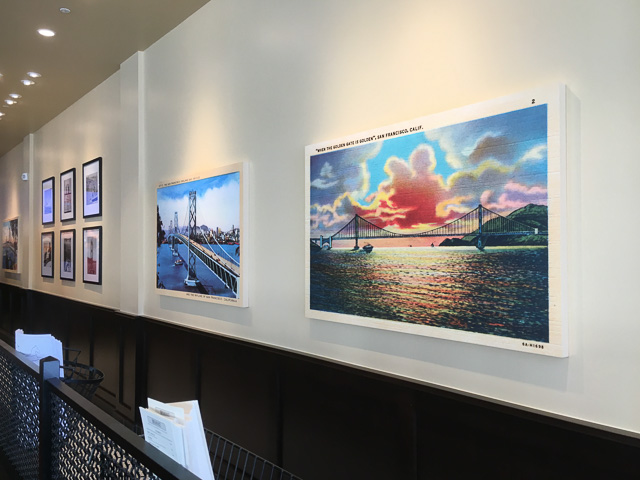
top-left (60, 168), bottom-right (76, 221)
top-left (60, 229), bottom-right (75, 281)
top-left (82, 157), bottom-right (102, 218)
top-left (2, 216), bottom-right (19, 272)
top-left (42, 177), bottom-right (55, 225)
top-left (83, 226), bottom-right (102, 284)
top-left (41, 232), bottom-right (54, 278)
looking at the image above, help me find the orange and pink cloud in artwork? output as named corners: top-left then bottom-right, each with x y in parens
top-left (309, 104), bottom-right (548, 236)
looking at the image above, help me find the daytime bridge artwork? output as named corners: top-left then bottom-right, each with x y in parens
top-left (156, 164), bottom-right (247, 307)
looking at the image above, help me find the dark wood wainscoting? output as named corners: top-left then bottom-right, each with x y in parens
top-left (1, 283), bottom-right (639, 479)
top-left (0, 288), bottom-right (140, 425)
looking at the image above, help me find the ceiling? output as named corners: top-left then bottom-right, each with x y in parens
top-left (0, 0), bottom-right (210, 159)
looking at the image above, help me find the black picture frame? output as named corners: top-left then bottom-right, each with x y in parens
top-left (82, 226), bottom-right (102, 285)
top-left (82, 157), bottom-right (102, 218)
top-left (2, 216), bottom-right (19, 273)
top-left (41, 231), bottom-right (54, 278)
top-left (60, 229), bottom-right (76, 281)
top-left (60, 168), bottom-right (76, 221)
top-left (42, 177), bottom-right (55, 225)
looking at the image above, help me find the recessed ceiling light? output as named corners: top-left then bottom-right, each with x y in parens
top-left (9, 94), bottom-right (21, 99)
top-left (4, 99), bottom-right (17, 106)
top-left (27, 72), bottom-right (41, 78)
top-left (0, 112), bottom-right (5, 117)
top-left (60, 7), bottom-right (71, 14)
top-left (38, 28), bottom-right (56, 37)
top-left (21, 79), bottom-right (35, 86)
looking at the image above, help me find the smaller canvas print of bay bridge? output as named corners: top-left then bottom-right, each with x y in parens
top-left (157, 170), bottom-right (242, 303)
top-left (307, 101), bottom-right (553, 345)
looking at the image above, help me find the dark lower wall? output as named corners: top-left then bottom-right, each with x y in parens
top-left (1, 283), bottom-right (639, 479)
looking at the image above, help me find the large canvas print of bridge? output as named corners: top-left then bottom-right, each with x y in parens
top-left (305, 84), bottom-right (567, 357)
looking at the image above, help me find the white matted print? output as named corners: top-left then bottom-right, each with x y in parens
top-left (83, 226), bottom-right (102, 284)
top-left (41, 232), bottom-right (54, 278)
top-left (42, 177), bottom-right (55, 225)
top-left (60, 168), bottom-right (76, 221)
top-left (60, 229), bottom-right (75, 281)
top-left (306, 84), bottom-right (567, 357)
top-left (83, 157), bottom-right (102, 218)
top-left (156, 162), bottom-right (248, 307)
top-left (2, 217), bottom-right (19, 273)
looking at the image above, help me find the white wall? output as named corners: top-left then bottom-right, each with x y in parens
top-left (29, 73), bottom-right (122, 308)
top-left (2, 0), bottom-right (640, 435)
top-left (0, 141), bottom-right (29, 287)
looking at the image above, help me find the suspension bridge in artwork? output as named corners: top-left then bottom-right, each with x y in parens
top-left (310, 204), bottom-right (545, 251)
top-left (166, 191), bottom-right (240, 296)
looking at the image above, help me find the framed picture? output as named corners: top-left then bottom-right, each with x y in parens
top-left (41, 232), bottom-right (54, 278)
top-left (156, 162), bottom-right (248, 307)
top-left (83, 226), bottom-right (102, 284)
top-left (60, 168), bottom-right (76, 221)
top-left (60, 229), bottom-right (76, 281)
top-left (82, 157), bottom-right (102, 218)
top-left (305, 84), bottom-right (567, 357)
top-left (42, 177), bottom-right (55, 225)
top-left (2, 217), bottom-right (19, 272)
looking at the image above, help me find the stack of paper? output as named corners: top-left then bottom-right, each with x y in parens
top-left (140, 398), bottom-right (215, 480)
top-left (15, 329), bottom-right (64, 376)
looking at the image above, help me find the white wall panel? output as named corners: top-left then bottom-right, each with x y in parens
top-left (142, 0), bottom-right (640, 434)
top-left (0, 141), bottom-right (29, 287)
top-left (1, 0), bottom-right (638, 436)
top-left (30, 73), bottom-right (121, 308)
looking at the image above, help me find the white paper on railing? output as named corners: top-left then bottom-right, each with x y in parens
top-left (139, 406), bottom-right (187, 467)
top-left (14, 329), bottom-right (64, 377)
top-left (148, 398), bottom-right (185, 422)
top-left (140, 398), bottom-right (215, 480)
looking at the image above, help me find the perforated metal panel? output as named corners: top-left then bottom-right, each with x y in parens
top-left (50, 393), bottom-right (161, 479)
top-left (0, 351), bottom-right (40, 479)
top-left (1, 342), bottom-right (301, 480)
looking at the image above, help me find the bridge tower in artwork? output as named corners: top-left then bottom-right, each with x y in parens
top-left (172, 211), bottom-right (179, 256)
top-left (184, 190), bottom-right (200, 287)
top-left (477, 204), bottom-right (485, 250)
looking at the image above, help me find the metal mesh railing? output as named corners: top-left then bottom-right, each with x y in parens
top-left (50, 393), bottom-right (161, 479)
top-left (0, 338), bottom-right (302, 480)
top-left (0, 340), bottom-right (200, 480)
top-left (0, 349), bottom-right (40, 479)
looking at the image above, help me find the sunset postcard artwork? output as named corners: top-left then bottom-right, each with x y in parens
top-left (305, 85), bottom-right (567, 356)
